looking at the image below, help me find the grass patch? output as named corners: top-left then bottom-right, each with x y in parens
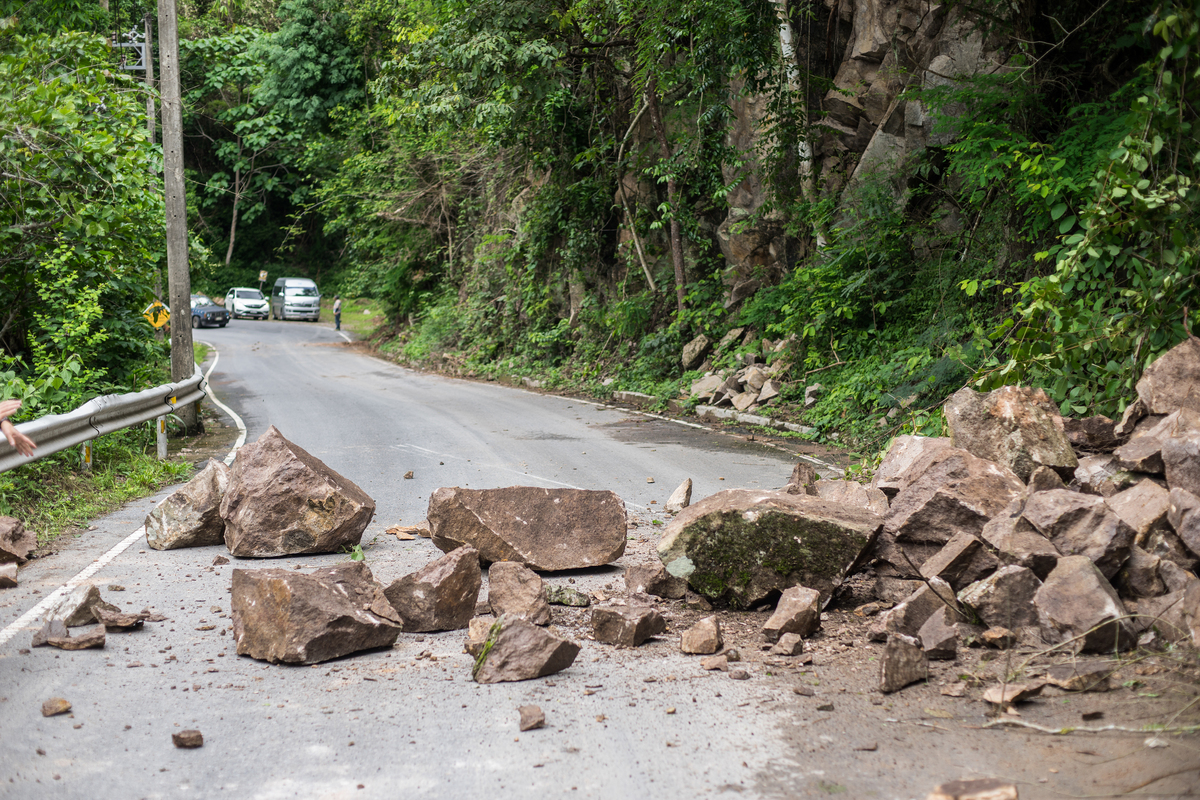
top-left (193, 341), bottom-right (210, 366)
top-left (323, 296), bottom-right (383, 339)
top-left (0, 425), bottom-right (194, 548)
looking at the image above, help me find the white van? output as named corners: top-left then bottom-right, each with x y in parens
top-left (271, 277), bottom-right (321, 321)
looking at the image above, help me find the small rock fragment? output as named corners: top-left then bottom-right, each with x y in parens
top-left (403, 471), bottom-right (414, 480)
top-left (664, 479), bottom-right (693, 513)
top-left (1044, 662), bottom-right (1113, 692)
top-left (0, 562), bottom-right (17, 588)
top-left (680, 616), bottom-right (722, 654)
top-left (41, 698), bottom-right (71, 717)
top-left (761, 585), bottom-right (821, 643)
top-left (44, 584), bottom-right (116, 627)
top-left (518, 705), bottom-right (545, 731)
top-left (624, 563), bottom-right (687, 599)
top-left (172, 730), bottom-right (204, 748)
top-left (464, 617), bottom-right (494, 657)
top-left (880, 634), bottom-right (928, 694)
top-left (770, 633), bottom-right (805, 656)
top-left (700, 655), bottom-right (729, 671)
top-left (729, 670), bottom-right (750, 680)
top-left (0, 516), bottom-right (36, 564)
top-left (592, 604), bottom-right (665, 647)
top-left (48, 624), bottom-right (106, 650)
top-left (31, 620), bottom-right (68, 648)
top-left (92, 606), bottom-right (149, 631)
top-left (488, 562), bottom-right (551, 626)
top-left (979, 627), bottom-right (1017, 649)
top-left (982, 682), bottom-right (1044, 705)
top-left (927, 777), bottom-right (1018, 800)
top-left (212, 555), bottom-right (229, 566)
top-left (545, 586), bottom-right (591, 607)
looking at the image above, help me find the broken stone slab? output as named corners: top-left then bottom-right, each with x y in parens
top-left (917, 605), bottom-right (960, 660)
top-left (172, 730), bottom-right (204, 748)
top-left (1106, 479), bottom-right (1171, 543)
top-left (882, 448), bottom-right (1024, 571)
top-left (48, 624), bottom-right (106, 650)
top-left (1167, 487), bottom-right (1200, 559)
top-left (1034, 555), bottom-right (1137, 653)
top-left (488, 562), bottom-right (551, 626)
top-left (1022, 489), bottom-right (1135, 579)
top-left (31, 620), bottom-right (68, 647)
top-left (1160, 559), bottom-right (1199, 593)
top-left (220, 426), bottom-right (375, 557)
top-left (762, 586), bottom-right (821, 643)
top-left (657, 489), bottom-right (881, 608)
top-left (958, 565), bottom-right (1043, 630)
top-left (41, 697), bottom-right (72, 717)
top-left (1074, 454), bottom-right (1140, 497)
top-left (871, 436), bottom-right (951, 498)
top-left (92, 605), bottom-right (149, 631)
top-left (664, 479), bottom-right (692, 514)
top-left (383, 545), bottom-right (482, 632)
top-left (44, 584), bottom-right (118, 627)
top-left (145, 458), bottom-right (229, 550)
top-left (0, 562), bottom-right (16, 588)
top-left (743, 365), bottom-right (769, 393)
top-left (980, 503), bottom-right (1061, 579)
top-left (690, 374), bottom-right (724, 402)
top-left (927, 778), bottom-right (1018, 800)
top-left (757, 380), bottom-right (782, 404)
top-left (919, 531), bottom-right (999, 591)
top-left (804, 383), bottom-right (823, 408)
top-left (681, 334), bottom-right (711, 371)
top-left (868, 578), bottom-right (958, 642)
top-left (879, 633), bottom-right (928, 693)
top-left (518, 705), bottom-right (545, 732)
top-left (1063, 415), bottom-right (1122, 452)
top-left (545, 586), bottom-right (590, 607)
top-left (471, 615), bottom-right (581, 683)
top-left (1115, 398), bottom-right (1147, 438)
top-left (591, 603), bottom-right (665, 647)
top-left (1114, 412), bottom-right (1177, 474)
top-left (813, 480), bottom-right (889, 516)
top-left (0, 516), bottom-right (35, 564)
top-left (731, 391), bottom-right (758, 412)
top-left (680, 615), bottom-right (723, 654)
top-left (1135, 336), bottom-right (1200, 415)
top-left (1044, 661), bottom-right (1114, 692)
top-left (231, 562), bottom-right (401, 664)
top-left (429, 486), bottom-right (626, 571)
top-left (943, 385), bottom-right (1078, 481)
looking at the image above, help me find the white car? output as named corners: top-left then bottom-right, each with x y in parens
top-left (225, 287), bottom-right (269, 320)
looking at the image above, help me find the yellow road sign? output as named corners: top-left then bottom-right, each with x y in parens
top-left (259, 270), bottom-right (268, 282)
top-left (143, 301), bottom-right (170, 328)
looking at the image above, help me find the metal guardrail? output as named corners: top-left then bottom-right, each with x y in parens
top-left (0, 364), bottom-right (205, 473)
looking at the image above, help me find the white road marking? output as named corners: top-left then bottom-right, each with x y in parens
top-left (0, 350), bottom-right (247, 649)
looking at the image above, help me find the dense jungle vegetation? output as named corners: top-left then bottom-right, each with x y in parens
top-left (1, 0), bottom-right (1198, 467)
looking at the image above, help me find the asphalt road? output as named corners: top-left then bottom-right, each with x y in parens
top-left (0, 318), bottom-right (830, 800)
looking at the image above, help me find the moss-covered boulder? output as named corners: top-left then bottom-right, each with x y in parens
top-left (655, 489), bottom-right (882, 608)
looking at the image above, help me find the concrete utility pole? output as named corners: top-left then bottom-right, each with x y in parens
top-left (144, 15), bottom-right (156, 145)
top-left (157, 0), bottom-right (199, 430)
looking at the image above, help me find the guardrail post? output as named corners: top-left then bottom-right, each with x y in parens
top-left (156, 416), bottom-right (168, 460)
top-left (81, 440), bottom-right (93, 471)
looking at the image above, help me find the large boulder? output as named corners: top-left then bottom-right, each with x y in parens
top-left (1021, 490), bottom-right (1135, 579)
top-left (428, 486), bottom-right (626, 571)
top-left (220, 427), bottom-right (375, 557)
top-left (383, 546), bottom-right (482, 632)
top-left (943, 386), bottom-right (1078, 481)
top-left (656, 489), bottom-right (881, 608)
top-left (471, 615), bottom-right (580, 683)
top-left (879, 448), bottom-right (1023, 575)
top-left (0, 516), bottom-right (35, 564)
top-left (1034, 556), bottom-right (1137, 653)
top-left (870, 436), bottom-right (951, 498)
top-left (230, 562), bottom-right (401, 664)
top-left (1136, 337), bottom-right (1200, 415)
top-left (145, 459), bottom-right (229, 550)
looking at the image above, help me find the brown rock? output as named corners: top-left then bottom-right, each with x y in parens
top-left (700, 654), bottom-right (729, 671)
top-left (1114, 412), bottom-right (1177, 474)
top-left (1163, 423), bottom-right (1200, 495)
top-left (1135, 336), bottom-right (1200, 414)
top-left (882, 448), bottom-right (1024, 574)
top-left (784, 462), bottom-right (820, 496)
top-left (1167, 487), bottom-right (1200, 558)
top-left (230, 562), bottom-right (401, 664)
top-left (471, 615), bottom-right (580, 683)
top-left (145, 459), bottom-right (229, 550)
top-left (1044, 661), bottom-right (1113, 692)
top-left (429, 486), bottom-right (626, 571)
top-left (871, 436), bottom-right (951, 498)
top-left (770, 633), bottom-right (806, 656)
top-left (664, 478), bottom-right (693, 513)
top-left (1063, 415), bottom-right (1121, 452)
top-left (591, 604), bottom-right (665, 647)
top-left (681, 335), bottom-right (711, 371)
top-left (880, 633), bottom-right (928, 693)
top-left (657, 489), bottom-right (881, 608)
top-left (943, 386), bottom-right (1078, 481)
top-left (919, 531), bottom-right (999, 591)
top-left (982, 682), bottom-right (1044, 705)
top-left (958, 566), bottom-right (1043, 630)
top-left (92, 605), bottom-right (150, 631)
top-left (927, 777), bottom-right (1018, 800)
top-left (0, 562), bottom-right (16, 588)
top-left (212, 555), bottom-right (230, 566)
top-left (979, 627), bottom-right (1017, 649)
top-left (31, 620), bottom-right (67, 647)
top-left (384, 546), bottom-right (482, 632)
top-left (48, 624), bottom-right (106, 650)
top-left (1118, 545), bottom-right (1166, 598)
top-left (762, 586), bottom-right (821, 642)
top-left (869, 578), bottom-right (957, 642)
top-left (873, 577), bottom-right (923, 603)
top-left (1027, 465), bottom-right (1067, 493)
top-left (1034, 555), bottom-right (1137, 653)
top-left (464, 617), bottom-right (494, 657)
top-left (918, 606), bottom-right (960, 660)
top-left (1022, 489), bottom-right (1135, 579)
top-left (624, 563), bottom-right (687, 599)
top-left (1074, 454), bottom-right (1139, 497)
top-left (44, 584), bottom-right (117, 627)
top-left (680, 615), bottom-right (723, 654)
top-left (0, 516), bottom-right (35, 564)
top-left (488, 562), bottom-right (551, 626)
top-left (518, 705), bottom-right (545, 731)
top-left (172, 730), bottom-right (204, 748)
top-left (1106, 480), bottom-right (1171, 542)
top-left (220, 426), bottom-right (375, 557)
top-left (814, 480), bottom-right (889, 516)
top-left (980, 503), bottom-right (1060, 579)
top-left (41, 698), bottom-right (71, 717)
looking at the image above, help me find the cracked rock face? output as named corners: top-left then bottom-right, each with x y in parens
top-left (231, 562), bottom-right (401, 664)
top-left (145, 459), bottom-right (229, 550)
top-left (944, 385), bottom-right (1078, 481)
top-left (220, 426), bottom-right (375, 558)
top-left (656, 489), bottom-right (881, 609)
top-left (428, 486), bottom-right (626, 571)
top-left (384, 545), bottom-right (482, 632)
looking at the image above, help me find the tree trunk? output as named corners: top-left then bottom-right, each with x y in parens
top-left (225, 146), bottom-right (242, 266)
top-left (646, 84), bottom-right (686, 314)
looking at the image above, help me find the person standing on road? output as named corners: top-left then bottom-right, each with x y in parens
top-left (333, 295), bottom-right (342, 331)
top-left (0, 399), bottom-right (36, 457)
